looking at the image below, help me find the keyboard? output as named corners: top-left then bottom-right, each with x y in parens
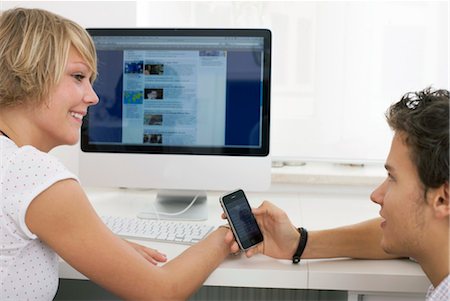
top-left (102, 215), bottom-right (215, 245)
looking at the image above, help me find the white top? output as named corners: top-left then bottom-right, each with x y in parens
top-left (0, 136), bottom-right (76, 300)
top-left (426, 274), bottom-right (449, 301)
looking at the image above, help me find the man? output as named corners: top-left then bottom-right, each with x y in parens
top-left (225, 87), bottom-right (449, 300)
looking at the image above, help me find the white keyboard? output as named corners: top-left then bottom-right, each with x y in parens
top-left (102, 215), bottom-right (215, 245)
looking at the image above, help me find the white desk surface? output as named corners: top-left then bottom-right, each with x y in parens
top-left (59, 187), bottom-right (430, 295)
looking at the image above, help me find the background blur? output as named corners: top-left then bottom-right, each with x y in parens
top-left (1, 0), bottom-right (448, 168)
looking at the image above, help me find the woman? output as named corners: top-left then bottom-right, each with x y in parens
top-left (0, 7), bottom-right (231, 300)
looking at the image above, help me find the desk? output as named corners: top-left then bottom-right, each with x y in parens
top-left (59, 187), bottom-right (429, 301)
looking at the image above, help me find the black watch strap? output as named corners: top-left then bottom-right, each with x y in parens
top-left (292, 227), bottom-right (308, 264)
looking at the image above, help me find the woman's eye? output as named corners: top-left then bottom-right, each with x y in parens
top-left (73, 73), bottom-right (85, 81)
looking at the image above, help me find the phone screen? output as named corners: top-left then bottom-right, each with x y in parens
top-left (221, 189), bottom-right (263, 250)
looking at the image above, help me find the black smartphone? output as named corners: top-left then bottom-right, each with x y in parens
top-left (219, 189), bottom-right (264, 250)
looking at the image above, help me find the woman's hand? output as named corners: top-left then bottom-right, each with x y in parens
top-left (125, 240), bottom-right (167, 265)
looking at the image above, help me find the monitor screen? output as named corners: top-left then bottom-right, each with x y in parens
top-left (81, 28), bottom-right (270, 156)
top-left (79, 28), bottom-right (271, 220)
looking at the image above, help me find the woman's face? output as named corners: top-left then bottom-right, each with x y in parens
top-left (32, 47), bottom-right (98, 151)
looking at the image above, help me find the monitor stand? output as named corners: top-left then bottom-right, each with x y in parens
top-left (137, 190), bottom-right (208, 221)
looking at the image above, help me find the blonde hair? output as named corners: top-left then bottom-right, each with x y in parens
top-left (0, 7), bottom-right (97, 107)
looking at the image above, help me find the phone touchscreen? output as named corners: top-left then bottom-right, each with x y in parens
top-left (222, 190), bottom-right (263, 250)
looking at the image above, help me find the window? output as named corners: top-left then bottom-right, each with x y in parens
top-left (137, 1), bottom-right (448, 164)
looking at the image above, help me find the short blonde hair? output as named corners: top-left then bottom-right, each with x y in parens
top-left (0, 7), bottom-right (97, 107)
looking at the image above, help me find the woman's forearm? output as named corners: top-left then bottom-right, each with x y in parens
top-left (160, 227), bottom-right (230, 299)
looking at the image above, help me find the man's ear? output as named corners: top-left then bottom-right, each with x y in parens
top-left (431, 182), bottom-right (449, 219)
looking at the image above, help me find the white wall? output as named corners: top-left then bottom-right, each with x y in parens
top-left (136, 1), bottom-right (448, 163)
top-left (1, 1), bottom-right (448, 173)
top-left (1, 1), bottom-right (136, 28)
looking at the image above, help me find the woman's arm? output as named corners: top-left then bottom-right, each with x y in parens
top-left (26, 179), bottom-right (230, 300)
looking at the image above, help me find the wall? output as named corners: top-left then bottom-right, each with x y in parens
top-left (2, 1), bottom-right (447, 169)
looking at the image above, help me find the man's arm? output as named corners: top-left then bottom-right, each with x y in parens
top-left (226, 201), bottom-right (400, 260)
top-left (304, 218), bottom-right (399, 259)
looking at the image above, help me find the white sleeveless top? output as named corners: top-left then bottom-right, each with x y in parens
top-left (1, 136), bottom-right (77, 300)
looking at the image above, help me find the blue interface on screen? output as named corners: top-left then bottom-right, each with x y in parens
top-left (86, 34), bottom-right (267, 151)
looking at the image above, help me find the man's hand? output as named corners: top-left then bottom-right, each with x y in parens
top-left (223, 201), bottom-right (300, 260)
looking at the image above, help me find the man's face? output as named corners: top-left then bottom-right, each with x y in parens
top-left (370, 132), bottom-right (428, 257)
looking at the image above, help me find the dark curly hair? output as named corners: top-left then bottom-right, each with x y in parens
top-left (386, 87), bottom-right (449, 193)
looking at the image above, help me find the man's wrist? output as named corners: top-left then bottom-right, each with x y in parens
top-left (288, 227), bottom-right (301, 259)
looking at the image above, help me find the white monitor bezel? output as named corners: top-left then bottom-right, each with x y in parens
top-left (79, 28), bottom-right (271, 192)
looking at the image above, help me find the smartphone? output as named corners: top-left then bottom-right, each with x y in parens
top-left (219, 189), bottom-right (264, 250)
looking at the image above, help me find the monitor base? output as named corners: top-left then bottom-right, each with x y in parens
top-left (137, 190), bottom-right (208, 221)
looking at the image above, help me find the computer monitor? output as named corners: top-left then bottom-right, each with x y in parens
top-left (79, 28), bottom-right (271, 220)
